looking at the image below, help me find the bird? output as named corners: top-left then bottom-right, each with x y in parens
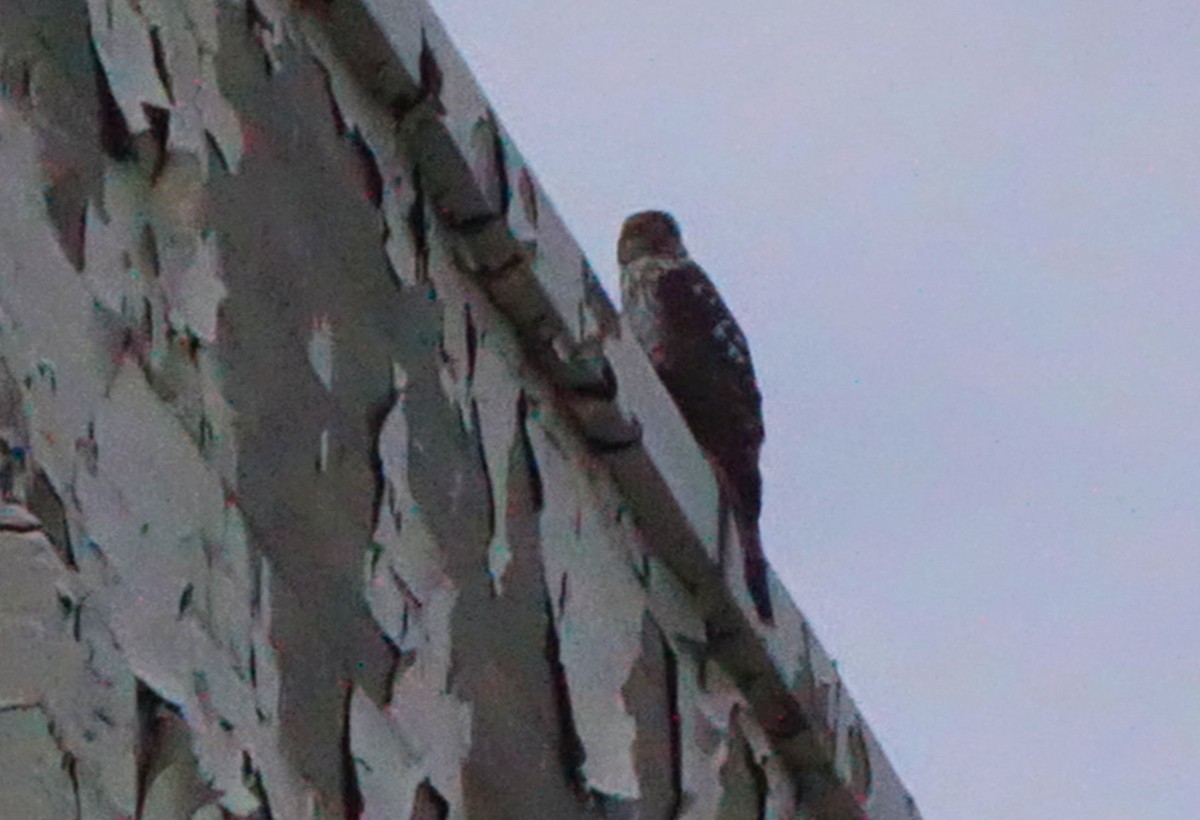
top-left (618, 210), bottom-right (773, 623)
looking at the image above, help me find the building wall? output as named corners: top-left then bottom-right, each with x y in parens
top-left (0, 1), bottom-right (919, 817)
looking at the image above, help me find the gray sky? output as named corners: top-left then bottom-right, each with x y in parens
top-left (430, 2), bottom-right (1200, 817)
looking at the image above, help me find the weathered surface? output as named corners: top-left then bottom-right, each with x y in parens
top-left (0, 1), bottom-right (920, 817)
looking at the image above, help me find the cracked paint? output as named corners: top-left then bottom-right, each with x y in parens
top-left (0, 1), bottom-right (920, 817)
top-left (0, 705), bottom-right (79, 818)
top-left (527, 418), bottom-right (646, 801)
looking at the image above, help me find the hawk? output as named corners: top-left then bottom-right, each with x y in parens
top-left (618, 211), bottom-right (773, 623)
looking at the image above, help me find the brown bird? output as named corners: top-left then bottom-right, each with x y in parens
top-left (618, 211), bottom-right (773, 622)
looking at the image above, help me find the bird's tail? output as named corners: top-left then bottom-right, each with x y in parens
top-left (735, 513), bottom-right (774, 624)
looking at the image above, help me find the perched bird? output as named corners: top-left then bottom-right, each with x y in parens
top-left (618, 211), bottom-right (773, 622)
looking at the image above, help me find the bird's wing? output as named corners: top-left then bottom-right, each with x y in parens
top-left (653, 260), bottom-right (764, 453)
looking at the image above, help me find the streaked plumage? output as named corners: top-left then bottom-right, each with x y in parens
top-left (618, 211), bottom-right (772, 622)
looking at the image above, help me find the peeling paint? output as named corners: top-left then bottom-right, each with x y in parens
top-left (527, 420), bottom-right (645, 800)
top-left (0, 705), bottom-right (80, 818)
top-left (307, 313), bottom-right (335, 391)
top-left (85, 0), bottom-right (174, 134)
top-left (0, 0), bottom-right (919, 817)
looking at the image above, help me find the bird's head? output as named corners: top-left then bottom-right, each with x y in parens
top-left (618, 210), bottom-right (687, 264)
